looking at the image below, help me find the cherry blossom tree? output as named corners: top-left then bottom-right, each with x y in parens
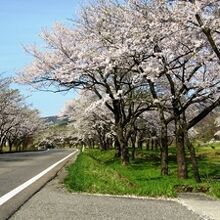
top-left (129, 0), bottom-right (220, 179)
top-left (18, 1), bottom-right (155, 164)
top-left (9, 108), bottom-right (45, 151)
top-left (17, 0), bottom-right (220, 177)
top-left (0, 77), bottom-right (44, 152)
top-left (60, 91), bottom-right (115, 150)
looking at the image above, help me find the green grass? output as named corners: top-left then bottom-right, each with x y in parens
top-left (64, 145), bottom-right (220, 198)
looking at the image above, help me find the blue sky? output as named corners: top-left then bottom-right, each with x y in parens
top-left (0, 0), bottom-right (84, 116)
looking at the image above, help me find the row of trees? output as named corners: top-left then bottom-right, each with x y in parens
top-left (0, 77), bottom-right (44, 152)
top-left (18, 0), bottom-right (220, 180)
top-left (60, 91), bottom-right (164, 154)
top-left (36, 121), bottom-right (77, 149)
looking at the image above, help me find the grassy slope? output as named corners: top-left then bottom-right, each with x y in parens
top-left (64, 144), bottom-right (220, 198)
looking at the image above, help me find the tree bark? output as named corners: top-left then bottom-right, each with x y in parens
top-left (117, 126), bottom-right (129, 165)
top-left (0, 137), bottom-right (6, 153)
top-left (9, 140), bottom-right (13, 152)
top-left (160, 124), bottom-right (169, 176)
top-left (150, 138), bottom-right (154, 150)
top-left (176, 119), bottom-right (188, 179)
top-left (186, 135), bottom-right (201, 183)
top-left (146, 138), bottom-right (150, 150)
top-left (155, 139), bottom-right (159, 150)
top-left (131, 136), bottom-right (136, 160)
top-left (182, 110), bottom-right (201, 182)
top-left (121, 142), bottom-right (129, 165)
top-left (114, 137), bottom-right (121, 158)
top-left (137, 139), bottom-right (143, 150)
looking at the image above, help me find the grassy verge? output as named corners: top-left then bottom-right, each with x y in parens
top-left (64, 145), bottom-right (220, 198)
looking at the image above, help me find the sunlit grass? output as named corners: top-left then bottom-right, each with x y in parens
top-left (64, 145), bottom-right (220, 198)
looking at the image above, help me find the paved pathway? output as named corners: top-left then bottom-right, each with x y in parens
top-left (10, 176), bottom-right (208, 220)
top-left (177, 193), bottom-right (220, 220)
top-left (9, 161), bottom-right (220, 220)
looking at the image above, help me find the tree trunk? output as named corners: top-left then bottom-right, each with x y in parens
top-left (102, 139), bottom-right (107, 151)
top-left (91, 140), bottom-right (95, 149)
top-left (146, 138), bottom-right (150, 150)
top-left (9, 140), bottom-right (13, 152)
top-left (160, 124), bottom-right (169, 176)
top-left (183, 110), bottom-right (200, 182)
top-left (0, 137), bottom-right (6, 153)
top-left (117, 126), bottom-right (129, 165)
top-left (121, 142), bottom-right (129, 165)
top-left (107, 138), bottom-right (112, 150)
top-left (176, 119), bottom-right (188, 179)
top-left (114, 137), bottom-right (121, 158)
top-left (150, 138), bottom-right (154, 150)
top-left (186, 136), bottom-right (201, 183)
top-left (131, 137), bottom-right (136, 160)
top-left (155, 139), bottom-right (159, 150)
top-left (138, 139), bottom-right (143, 150)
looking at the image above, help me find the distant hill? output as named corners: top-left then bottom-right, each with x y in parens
top-left (42, 115), bottom-right (68, 125)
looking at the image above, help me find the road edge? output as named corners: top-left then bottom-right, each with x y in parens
top-left (0, 149), bottom-right (79, 220)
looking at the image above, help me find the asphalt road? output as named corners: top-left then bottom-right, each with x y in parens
top-left (4, 150), bottom-right (218, 220)
top-left (10, 176), bottom-right (203, 220)
top-left (0, 149), bottom-right (74, 197)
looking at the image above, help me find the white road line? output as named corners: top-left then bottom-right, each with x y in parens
top-left (0, 150), bottom-right (78, 206)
